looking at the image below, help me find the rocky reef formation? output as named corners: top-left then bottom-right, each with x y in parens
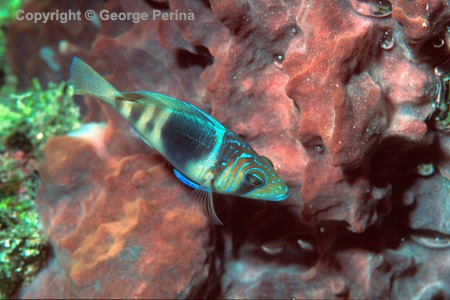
top-left (9, 0), bottom-right (450, 298)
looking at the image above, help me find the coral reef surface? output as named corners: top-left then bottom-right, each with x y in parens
top-left (7, 0), bottom-right (450, 298)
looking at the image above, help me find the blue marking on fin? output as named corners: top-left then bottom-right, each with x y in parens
top-left (173, 169), bottom-right (210, 192)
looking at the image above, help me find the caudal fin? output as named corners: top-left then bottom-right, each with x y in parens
top-left (69, 57), bottom-right (118, 106)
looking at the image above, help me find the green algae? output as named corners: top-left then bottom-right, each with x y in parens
top-left (0, 1), bottom-right (81, 297)
top-left (0, 79), bottom-right (81, 156)
top-left (0, 80), bottom-right (80, 298)
top-left (0, 0), bottom-right (22, 65)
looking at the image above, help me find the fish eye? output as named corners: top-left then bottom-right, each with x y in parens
top-left (244, 169), bottom-right (267, 188)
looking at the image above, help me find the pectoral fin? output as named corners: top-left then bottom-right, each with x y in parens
top-left (200, 180), bottom-right (223, 225)
top-left (173, 169), bottom-right (222, 225)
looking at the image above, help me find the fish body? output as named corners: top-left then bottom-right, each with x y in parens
top-left (70, 57), bottom-right (289, 224)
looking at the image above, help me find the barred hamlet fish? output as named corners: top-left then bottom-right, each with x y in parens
top-left (69, 57), bottom-right (289, 225)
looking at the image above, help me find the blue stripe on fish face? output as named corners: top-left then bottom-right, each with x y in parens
top-left (226, 158), bottom-right (251, 193)
top-left (240, 155), bottom-right (289, 201)
top-left (213, 132), bottom-right (289, 201)
top-left (213, 133), bottom-right (252, 192)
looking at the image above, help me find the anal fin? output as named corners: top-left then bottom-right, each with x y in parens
top-left (174, 169), bottom-right (209, 191)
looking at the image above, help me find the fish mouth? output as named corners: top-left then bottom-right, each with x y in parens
top-left (273, 191), bottom-right (289, 201)
top-left (242, 189), bottom-right (290, 201)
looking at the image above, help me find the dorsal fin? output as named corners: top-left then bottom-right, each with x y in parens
top-left (116, 91), bottom-right (226, 130)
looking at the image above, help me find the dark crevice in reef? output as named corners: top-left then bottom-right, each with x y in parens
top-left (200, 0), bottom-right (211, 10)
top-left (326, 136), bottom-right (440, 255)
top-left (175, 46), bottom-right (214, 69)
top-left (144, 0), bottom-right (170, 11)
top-left (354, 137), bottom-right (439, 248)
top-left (367, 137), bottom-right (436, 188)
top-left (331, 202), bottom-right (414, 253)
top-left (313, 196), bottom-right (415, 265)
top-left (187, 223), bottom-right (225, 299)
top-left (414, 12), bottom-right (450, 71)
top-left (222, 197), bottom-right (320, 268)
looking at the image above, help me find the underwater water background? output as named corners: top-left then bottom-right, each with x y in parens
top-left (0, 0), bottom-right (450, 299)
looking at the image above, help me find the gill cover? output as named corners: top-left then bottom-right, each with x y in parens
top-left (213, 133), bottom-right (289, 201)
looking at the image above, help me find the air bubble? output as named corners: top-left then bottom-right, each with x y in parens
top-left (261, 242), bottom-right (284, 255)
top-left (289, 26), bottom-right (298, 36)
top-left (433, 38), bottom-right (445, 48)
top-left (433, 68), bottom-right (450, 122)
top-left (416, 162), bottom-right (434, 176)
top-left (314, 144), bottom-right (324, 153)
top-left (58, 40), bottom-right (69, 54)
top-left (349, 0), bottom-right (392, 18)
top-left (274, 54), bottom-right (284, 69)
top-left (380, 29), bottom-right (395, 50)
top-left (435, 66), bottom-right (445, 77)
top-left (297, 239), bottom-right (316, 252)
top-left (411, 230), bottom-right (450, 249)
